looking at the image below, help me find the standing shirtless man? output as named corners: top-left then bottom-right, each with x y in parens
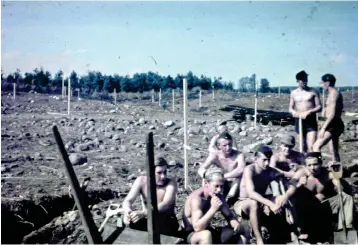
top-left (289, 70), bottom-right (322, 152)
top-left (199, 132), bottom-right (246, 203)
top-left (313, 74), bottom-right (344, 162)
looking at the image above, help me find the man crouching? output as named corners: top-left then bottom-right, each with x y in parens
top-left (183, 167), bottom-right (244, 244)
top-left (122, 156), bottom-right (179, 236)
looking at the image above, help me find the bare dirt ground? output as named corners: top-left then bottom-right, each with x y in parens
top-left (1, 90), bottom-right (358, 244)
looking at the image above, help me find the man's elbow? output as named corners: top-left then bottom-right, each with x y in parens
top-left (193, 223), bottom-right (205, 232)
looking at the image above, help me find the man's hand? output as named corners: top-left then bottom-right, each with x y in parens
top-left (269, 203), bottom-right (282, 215)
top-left (210, 194), bottom-right (223, 211)
top-left (123, 211), bottom-right (131, 225)
top-left (298, 176), bottom-right (307, 187)
top-left (318, 128), bottom-right (326, 139)
top-left (275, 195), bottom-right (288, 208)
top-left (292, 111), bottom-right (300, 118)
top-left (230, 219), bottom-right (240, 233)
top-left (128, 211), bottom-right (145, 223)
top-left (300, 111), bottom-right (310, 119)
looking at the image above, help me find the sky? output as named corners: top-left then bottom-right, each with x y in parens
top-left (1, 1), bottom-right (358, 88)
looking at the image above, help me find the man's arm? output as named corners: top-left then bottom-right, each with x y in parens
top-left (224, 153), bottom-right (245, 179)
top-left (190, 197), bottom-right (217, 232)
top-left (283, 169), bottom-right (306, 200)
top-left (198, 153), bottom-right (217, 178)
top-left (208, 135), bottom-right (219, 153)
top-left (321, 90), bottom-right (338, 130)
top-left (289, 91), bottom-right (299, 117)
top-left (123, 176), bottom-right (143, 212)
top-left (269, 154), bottom-right (294, 178)
top-left (243, 167), bottom-right (275, 207)
top-left (157, 179), bottom-right (177, 213)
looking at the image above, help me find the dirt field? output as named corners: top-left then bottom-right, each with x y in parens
top-left (1, 90), bottom-right (358, 244)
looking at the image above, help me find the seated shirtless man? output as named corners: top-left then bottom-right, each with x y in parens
top-left (122, 156), bottom-right (179, 236)
top-left (183, 168), bottom-right (243, 244)
top-left (208, 121), bottom-right (238, 153)
top-left (289, 70), bottom-right (322, 152)
top-left (234, 145), bottom-right (287, 245)
top-left (278, 152), bottom-right (354, 243)
top-left (199, 132), bottom-right (246, 204)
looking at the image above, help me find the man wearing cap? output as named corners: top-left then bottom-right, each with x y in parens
top-left (199, 132), bottom-right (246, 204)
top-left (277, 152), bottom-right (354, 243)
top-left (234, 145), bottom-right (287, 245)
top-left (123, 156), bottom-right (180, 236)
top-left (313, 74), bottom-right (344, 162)
top-left (289, 70), bottom-right (322, 152)
top-left (183, 167), bottom-right (244, 244)
top-left (208, 121), bottom-right (238, 153)
top-left (270, 135), bottom-right (305, 178)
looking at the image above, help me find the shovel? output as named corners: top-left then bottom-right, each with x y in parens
top-left (329, 162), bottom-right (358, 244)
top-left (98, 204), bottom-right (125, 233)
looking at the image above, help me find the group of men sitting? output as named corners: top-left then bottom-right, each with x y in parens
top-left (121, 125), bottom-right (355, 244)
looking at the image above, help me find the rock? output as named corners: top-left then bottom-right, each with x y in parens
top-left (243, 142), bottom-right (264, 153)
top-left (261, 137), bottom-right (273, 145)
top-left (138, 118), bottom-right (146, 124)
top-left (110, 146), bottom-right (117, 151)
top-left (202, 135), bottom-right (209, 142)
top-left (168, 160), bottom-right (177, 166)
top-left (118, 145), bottom-right (126, 152)
top-left (112, 134), bottom-right (121, 141)
top-left (149, 125), bottom-right (156, 130)
top-left (104, 132), bottom-right (113, 139)
top-left (239, 131), bottom-right (247, 136)
top-left (1, 166), bottom-right (9, 173)
top-left (55, 217), bottom-right (63, 226)
top-left (76, 143), bottom-right (90, 151)
top-left (241, 125), bottom-right (247, 131)
top-left (109, 109), bottom-right (116, 114)
top-left (164, 121), bottom-right (175, 127)
top-left (262, 127), bottom-right (271, 133)
top-left (177, 128), bottom-right (184, 136)
top-left (127, 174), bottom-right (136, 181)
top-left (67, 211), bottom-right (77, 222)
top-left (34, 152), bottom-right (43, 160)
top-left (248, 127), bottom-right (255, 131)
top-left (69, 153), bottom-right (87, 165)
top-left (171, 137), bottom-right (179, 142)
top-left (189, 126), bottom-right (201, 135)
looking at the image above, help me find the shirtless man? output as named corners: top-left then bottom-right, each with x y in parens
top-left (313, 74), bottom-right (345, 162)
top-left (208, 122), bottom-right (238, 153)
top-left (289, 70), bottom-right (322, 152)
top-left (270, 134), bottom-right (305, 178)
top-left (234, 145), bottom-right (286, 245)
top-left (278, 152), bottom-right (354, 243)
top-left (123, 156), bottom-right (179, 236)
top-left (199, 132), bottom-right (246, 203)
top-left (183, 168), bottom-right (243, 244)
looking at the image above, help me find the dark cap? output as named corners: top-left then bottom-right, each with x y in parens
top-left (255, 145), bottom-right (273, 158)
top-left (217, 132), bottom-right (232, 141)
top-left (321, 74), bottom-right (336, 83)
top-left (305, 152), bottom-right (322, 163)
top-left (280, 135), bottom-right (295, 147)
top-left (296, 70), bottom-right (309, 81)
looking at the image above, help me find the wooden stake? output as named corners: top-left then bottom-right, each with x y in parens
top-left (13, 83), bottom-right (16, 100)
top-left (212, 87), bottom-right (215, 101)
top-left (62, 78), bottom-right (65, 98)
top-left (254, 79), bottom-right (258, 127)
top-left (299, 117), bottom-right (304, 153)
top-left (159, 88), bottom-right (162, 107)
top-left (278, 86), bottom-right (281, 97)
top-left (77, 89), bottom-right (80, 100)
top-left (68, 78), bottom-right (71, 115)
top-left (353, 86), bottom-right (355, 100)
top-left (172, 89), bottom-right (175, 112)
top-left (145, 132), bottom-right (160, 244)
top-left (52, 126), bottom-right (103, 244)
top-left (199, 90), bottom-right (202, 107)
top-left (114, 88), bottom-right (117, 104)
top-left (183, 78), bottom-right (189, 190)
top-left (152, 89), bottom-right (155, 103)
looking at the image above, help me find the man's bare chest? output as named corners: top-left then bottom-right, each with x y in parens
top-left (217, 156), bottom-right (237, 171)
top-left (294, 91), bottom-right (314, 102)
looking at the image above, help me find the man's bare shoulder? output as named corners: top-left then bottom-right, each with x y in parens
top-left (165, 178), bottom-right (178, 188)
top-left (232, 149), bottom-right (244, 158)
top-left (188, 188), bottom-right (203, 203)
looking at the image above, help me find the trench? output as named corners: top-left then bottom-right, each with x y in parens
top-left (1, 188), bottom-right (118, 244)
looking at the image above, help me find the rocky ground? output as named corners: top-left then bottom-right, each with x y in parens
top-left (1, 90), bottom-right (358, 244)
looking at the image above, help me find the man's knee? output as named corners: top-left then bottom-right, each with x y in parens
top-left (250, 200), bottom-right (259, 210)
top-left (194, 230), bottom-right (212, 244)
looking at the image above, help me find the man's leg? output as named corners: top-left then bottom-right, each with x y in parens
top-left (306, 131), bottom-right (317, 152)
top-left (188, 230), bottom-right (212, 244)
top-left (313, 131), bottom-right (333, 153)
top-left (329, 136), bottom-right (341, 162)
top-left (235, 199), bottom-right (264, 245)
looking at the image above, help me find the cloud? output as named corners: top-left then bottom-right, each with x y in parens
top-left (330, 53), bottom-right (345, 64)
top-left (2, 50), bottom-right (22, 60)
top-left (61, 48), bottom-right (88, 57)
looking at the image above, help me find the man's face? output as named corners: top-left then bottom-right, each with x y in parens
top-left (320, 80), bottom-right (329, 91)
top-left (204, 174), bottom-right (224, 196)
top-left (306, 157), bottom-right (321, 176)
top-left (155, 165), bottom-right (167, 186)
top-left (217, 139), bottom-right (232, 156)
top-left (297, 79), bottom-right (308, 89)
top-left (255, 153), bottom-right (270, 170)
top-left (280, 143), bottom-right (293, 156)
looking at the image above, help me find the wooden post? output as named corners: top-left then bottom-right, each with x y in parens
top-left (12, 82), bottom-right (16, 99)
top-left (145, 132), bottom-right (160, 244)
top-left (183, 78), bottom-right (189, 190)
top-left (77, 89), bottom-right (80, 100)
top-left (299, 117), bottom-right (304, 153)
top-left (212, 87), bottom-right (215, 101)
top-left (68, 78), bottom-right (71, 115)
top-left (52, 126), bottom-right (103, 244)
top-left (172, 89), bottom-right (175, 112)
top-left (254, 79), bottom-right (258, 127)
top-left (353, 86), bottom-right (355, 100)
top-left (158, 88), bottom-right (162, 107)
top-left (114, 88), bottom-right (117, 104)
top-left (62, 78), bottom-right (65, 98)
top-left (152, 89), bottom-right (155, 103)
top-left (278, 86), bottom-right (281, 97)
top-left (199, 90), bottom-right (202, 107)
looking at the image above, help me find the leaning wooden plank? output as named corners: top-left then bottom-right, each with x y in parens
top-left (114, 227), bottom-right (183, 244)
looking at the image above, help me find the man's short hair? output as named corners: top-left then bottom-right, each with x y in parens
top-left (305, 152), bottom-right (322, 164)
top-left (254, 145), bottom-right (273, 159)
top-left (296, 70), bottom-right (308, 82)
top-left (154, 156), bottom-right (168, 167)
top-left (217, 132), bottom-right (232, 142)
top-left (203, 167), bottom-right (224, 181)
top-left (321, 74), bottom-right (336, 87)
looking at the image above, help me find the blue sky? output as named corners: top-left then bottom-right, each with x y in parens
top-left (1, 1), bottom-right (358, 87)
